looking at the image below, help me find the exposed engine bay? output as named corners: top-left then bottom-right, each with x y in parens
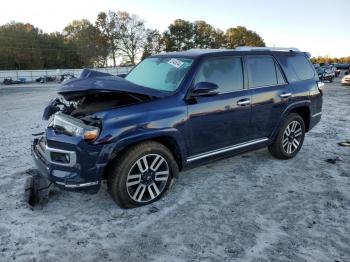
top-left (43, 92), bottom-right (151, 121)
top-left (40, 68), bottom-right (167, 141)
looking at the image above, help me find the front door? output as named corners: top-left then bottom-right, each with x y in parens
top-left (187, 56), bottom-right (251, 156)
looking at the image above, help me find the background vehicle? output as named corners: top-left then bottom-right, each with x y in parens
top-left (327, 65), bottom-right (341, 77)
top-left (35, 76), bottom-right (56, 83)
top-left (2, 77), bottom-right (21, 85)
top-left (341, 74), bottom-right (350, 86)
top-left (335, 63), bottom-right (350, 70)
top-left (32, 47), bottom-right (323, 208)
top-left (58, 73), bottom-right (76, 83)
top-left (316, 67), bottom-right (334, 82)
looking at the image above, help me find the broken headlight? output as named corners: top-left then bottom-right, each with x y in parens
top-left (49, 113), bottom-right (100, 142)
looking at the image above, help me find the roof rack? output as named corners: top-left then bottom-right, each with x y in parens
top-left (235, 46), bottom-right (300, 52)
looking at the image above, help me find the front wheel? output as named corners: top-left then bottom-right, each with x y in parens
top-left (108, 141), bottom-right (178, 208)
top-left (269, 113), bottom-right (305, 159)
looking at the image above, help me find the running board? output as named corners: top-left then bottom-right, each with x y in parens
top-left (186, 138), bottom-right (269, 163)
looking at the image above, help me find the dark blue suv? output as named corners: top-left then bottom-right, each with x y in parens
top-left (32, 47), bottom-right (323, 208)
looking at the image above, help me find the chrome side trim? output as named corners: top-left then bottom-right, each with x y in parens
top-left (312, 112), bottom-right (322, 118)
top-left (55, 181), bottom-right (99, 188)
top-left (187, 138), bottom-right (269, 163)
top-left (248, 83), bottom-right (287, 90)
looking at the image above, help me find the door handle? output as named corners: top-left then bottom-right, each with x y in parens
top-left (237, 99), bottom-right (251, 106)
top-left (280, 92), bottom-right (292, 98)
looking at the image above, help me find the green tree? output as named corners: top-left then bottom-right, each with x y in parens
top-left (63, 19), bottom-right (108, 67)
top-left (163, 19), bottom-right (194, 51)
top-left (39, 32), bottom-right (81, 69)
top-left (225, 26), bottom-right (265, 48)
top-left (0, 22), bottom-right (42, 69)
top-left (193, 21), bottom-right (224, 48)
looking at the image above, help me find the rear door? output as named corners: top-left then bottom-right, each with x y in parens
top-left (246, 55), bottom-right (291, 140)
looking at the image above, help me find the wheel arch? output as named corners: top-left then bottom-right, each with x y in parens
top-left (102, 131), bottom-right (186, 180)
top-left (270, 101), bottom-right (311, 140)
top-left (289, 106), bottom-right (311, 132)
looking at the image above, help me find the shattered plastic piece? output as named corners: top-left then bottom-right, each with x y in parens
top-left (31, 132), bottom-right (44, 136)
top-left (325, 157), bottom-right (343, 164)
top-left (24, 172), bottom-right (52, 208)
top-left (338, 140), bottom-right (350, 147)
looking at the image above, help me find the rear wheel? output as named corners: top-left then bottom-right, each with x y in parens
top-left (108, 141), bottom-right (178, 208)
top-left (269, 113), bottom-right (305, 159)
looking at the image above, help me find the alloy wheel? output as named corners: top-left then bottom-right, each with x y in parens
top-left (126, 154), bottom-right (170, 203)
top-left (282, 120), bottom-right (303, 154)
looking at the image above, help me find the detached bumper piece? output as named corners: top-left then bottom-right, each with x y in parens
top-left (31, 137), bottom-right (100, 192)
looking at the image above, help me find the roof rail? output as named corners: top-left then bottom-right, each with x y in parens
top-left (235, 46), bottom-right (300, 52)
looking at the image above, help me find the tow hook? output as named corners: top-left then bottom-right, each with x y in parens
top-left (24, 170), bottom-right (53, 208)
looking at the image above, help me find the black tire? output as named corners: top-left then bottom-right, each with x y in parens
top-left (268, 113), bottom-right (305, 159)
top-left (107, 141), bottom-right (178, 208)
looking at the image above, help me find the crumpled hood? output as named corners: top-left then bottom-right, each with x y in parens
top-left (58, 69), bottom-right (168, 100)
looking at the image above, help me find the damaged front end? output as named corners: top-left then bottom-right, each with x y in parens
top-left (31, 69), bottom-right (160, 199)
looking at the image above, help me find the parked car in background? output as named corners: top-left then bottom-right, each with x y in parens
top-left (2, 77), bottom-right (21, 85)
top-left (335, 63), bottom-right (350, 70)
top-left (59, 73), bottom-right (75, 83)
top-left (328, 65), bottom-right (341, 77)
top-left (32, 47), bottom-right (323, 208)
top-left (317, 67), bottom-right (334, 82)
top-left (328, 65), bottom-right (340, 77)
top-left (341, 74), bottom-right (350, 86)
top-left (35, 76), bottom-right (56, 83)
top-left (3, 77), bottom-right (13, 85)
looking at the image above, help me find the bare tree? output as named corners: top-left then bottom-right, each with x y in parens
top-left (115, 12), bottom-right (147, 65)
top-left (141, 29), bottom-right (164, 60)
top-left (96, 11), bottom-right (119, 67)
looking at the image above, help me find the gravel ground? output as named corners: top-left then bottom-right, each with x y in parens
top-left (0, 78), bottom-right (349, 262)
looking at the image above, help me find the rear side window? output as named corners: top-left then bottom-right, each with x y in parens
top-left (247, 55), bottom-right (286, 88)
top-left (194, 57), bottom-right (243, 93)
top-left (286, 55), bottom-right (315, 80)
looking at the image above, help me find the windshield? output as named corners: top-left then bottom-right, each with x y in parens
top-left (125, 57), bottom-right (193, 92)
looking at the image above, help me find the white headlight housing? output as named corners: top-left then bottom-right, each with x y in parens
top-left (49, 113), bottom-right (100, 141)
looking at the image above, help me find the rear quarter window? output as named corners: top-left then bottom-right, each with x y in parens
top-left (286, 55), bottom-right (315, 80)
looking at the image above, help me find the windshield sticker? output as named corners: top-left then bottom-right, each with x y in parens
top-left (168, 58), bottom-right (184, 68)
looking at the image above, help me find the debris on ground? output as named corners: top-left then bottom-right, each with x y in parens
top-left (24, 170), bottom-right (53, 208)
top-left (325, 157), bottom-right (343, 164)
top-left (338, 140), bottom-right (350, 147)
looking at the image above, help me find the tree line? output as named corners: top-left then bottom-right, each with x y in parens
top-left (1, 10), bottom-right (267, 70)
top-left (310, 56), bottom-right (350, 65)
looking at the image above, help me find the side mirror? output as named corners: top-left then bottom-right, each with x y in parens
top-left (191, 82), bottom-right (219, 97)
top-left (117, 73), bottom-right (127, 78)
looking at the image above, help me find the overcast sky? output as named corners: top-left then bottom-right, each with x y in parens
top-left (1, 0), bottom-right (349, 57)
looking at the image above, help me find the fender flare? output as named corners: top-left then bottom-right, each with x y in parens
top-left (106, 128), bottom-right (188, 170)
top-left (270, 101), bottom-right (311, 140)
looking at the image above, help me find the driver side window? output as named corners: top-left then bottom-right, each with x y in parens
top-left (194, 57), bottom-right (244, 93)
